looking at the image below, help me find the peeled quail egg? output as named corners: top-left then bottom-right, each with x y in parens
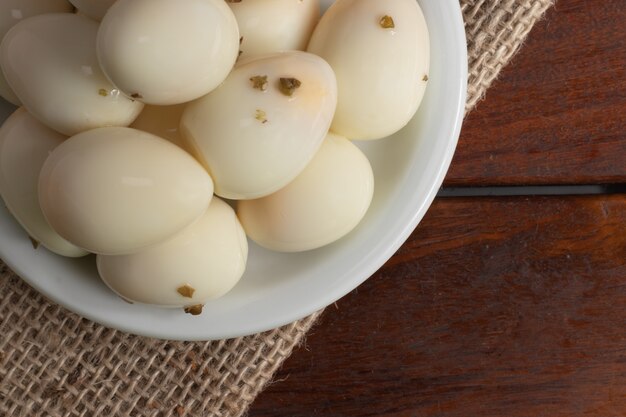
top-left (68, 0), bottom-right (117, 21)
top-left (39, 127), bottom-right (214, 255)
top-left (308, 0), bottom-right (430, 140)
top-left (228, 0), bottom-right (320, 60)
top-left (97, 198), bottom-right (248, 309)
top-left (238, 133), bottom-right (374, 252)
top-left (0, 0), bottom-right (74, 105)
top-left (0, 13), bottom-right (143, 136)
top-left (130, 104), bottom-right (188, 151)
top-left (97, 0), bottom-right (239, 105)
top-left (180, 51), bottom-right (337, 200)
top-left (0, 108), bottom-right (87, 257)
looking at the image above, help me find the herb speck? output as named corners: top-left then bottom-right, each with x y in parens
top-left (250, 75), bottom-right (268, 91)
top-left (29, 236), bottom-right (40, 250)
top-left (184, 304), bottom-right (204, 316)
top-left (278, 77), bottom-right (302, 97)
top-left (255, 109), bottom-right (268, 124)
top-left (177, 284), bottom-right (196, 298)
top-left (379, 15), bottom-right (395, 29)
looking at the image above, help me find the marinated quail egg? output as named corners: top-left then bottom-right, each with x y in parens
top-left (97, 198), bottom-right (248, 309)
top-left (0, 108), bottom-right (87, 257)
top-left (238, 133), bottom-right (374, 252)
top-left (39, 127), bottom-right (214, 255)
top-left (229, 0), bottom-right (320, 60)
top-left (0, 0), bottom-right (74, 105)
top-left (180, 51), bottom-right (337, 200)
top-left (97, 0), bottom-right (240, 105)
top-left (0, 13), bottom-right (143, 136)
top-left (308, 0), bottom-right (430, 140)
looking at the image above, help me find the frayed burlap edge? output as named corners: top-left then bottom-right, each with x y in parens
top-left (0, 1), bottom-right (553, 416)
top-left (463, 0), bottom-right (554, 110)
top-left (0, 267), bottom-right (321, 417)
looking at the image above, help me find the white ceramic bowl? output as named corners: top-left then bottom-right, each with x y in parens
top-left (0, 0), bottom-right (466, 341)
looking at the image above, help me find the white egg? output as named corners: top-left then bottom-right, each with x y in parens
top-left (97, 198), bottom-right (248, 308)
top-left (68, 0), bottom-right (117, 21)
top-left (0, 13), bottom-right (143, 136)
top-left (181, 51), bottom-right (337, 200)
top-left (130, 104), bottom-right (189, 151)
top-left (0, 108), bottom-right (88, 257)
top-left (97, 0), bottom-right (239, 105)
top-left (238, 133), bottom-right (374, 252)
top-left (0, 0), bottom-right (74, 105)
top-left (307, 0), bottom-right (430, 140)
top-left (229, 0), bottom-right (320, 60)
top-left (39, 127), bottom-right (214, 255)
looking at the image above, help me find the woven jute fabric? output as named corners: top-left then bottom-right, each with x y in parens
top-left (0, 1), bottom-right (553, 416)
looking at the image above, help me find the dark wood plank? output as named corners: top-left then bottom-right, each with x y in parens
top-left (251, 195), bottom-right (626, 417)
top-left (445, 0), bottom-right (626, 186)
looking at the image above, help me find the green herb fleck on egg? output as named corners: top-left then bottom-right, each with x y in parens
top-left (250, 75), bottom-right (268, 91)
top-left (278, 77), bottom-right (302, 97)
top-left (255, 109), bottom-right (268, 124)
top-left (177, 284), bottom-right (196, 298)
top-left (379, 15), bottom-right (395, 29)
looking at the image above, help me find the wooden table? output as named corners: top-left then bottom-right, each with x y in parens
top-left (251, 2), bottom-right (626, 416)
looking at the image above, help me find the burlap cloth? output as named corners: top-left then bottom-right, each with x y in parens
top-left (0, 1), bottom-right (554, 416)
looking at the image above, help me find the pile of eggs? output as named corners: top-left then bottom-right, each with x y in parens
top-left (0, 0), bottom-right (429, 314)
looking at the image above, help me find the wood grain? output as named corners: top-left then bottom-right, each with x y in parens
top-left (251, 195), bottom-right (626, 417)
top-left (249, 2), bottom-right (626, 415)
top-left (445, 0), bottom-right (626, 186)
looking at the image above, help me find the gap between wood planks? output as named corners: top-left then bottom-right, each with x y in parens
top-left (437, 184), bottom-right (626, 197)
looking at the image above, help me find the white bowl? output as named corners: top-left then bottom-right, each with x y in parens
top-left (0, 0), bottom-right (467, 341)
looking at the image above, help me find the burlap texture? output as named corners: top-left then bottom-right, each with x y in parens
top-left (0, 1), bottom-right (553, 416)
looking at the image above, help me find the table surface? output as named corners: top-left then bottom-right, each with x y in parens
top-left (251, 1), bottom-right (626, 416)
